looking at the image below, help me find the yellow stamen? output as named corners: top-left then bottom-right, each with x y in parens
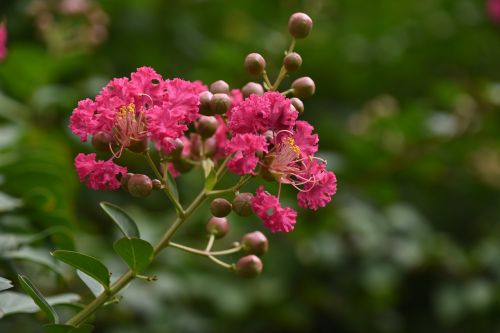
top-left (284, 137), bottom-right (300, 157)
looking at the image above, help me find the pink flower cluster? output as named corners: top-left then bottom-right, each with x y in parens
top-left (0, 21), bottom-right (7, 61)
top-left (488, 0), bottom-right (500, 23)
top-left (69, 67), bottom-right (336, 233)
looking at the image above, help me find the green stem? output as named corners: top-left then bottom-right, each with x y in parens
top-left (208, 175), bottom-right (252, 197)
top-left (205, 234), bottom-right (215, 252)
top-left (271, 38), bottom-right (296, 91)
top-left (168, 241), bottom-right (242, 256)
top-left (262, 70), bottom-right (273, 91)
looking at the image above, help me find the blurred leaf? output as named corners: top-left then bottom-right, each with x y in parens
top-left (201, 159), bottom-right (216, 191)
top-left (113, 237), bottom-right (153, 274)
top-left (77, 270), bottom-right (104, 298)
top-left (0, 277), bottom-right (13, 292)
top-left (0, 191), bottom-right (22, 212)
top-left (43, 324), bottom-right (94, 333)
top-left (18, 274), bottom-right (59, 324)
top-left (100, 202), bottom-right (140, 239)
top-left (3, 247), bottom-right (63, 276)
top-left (0, 291), bottom-right (80, 318)
top-left (52, 250), bottom-right (110, 290)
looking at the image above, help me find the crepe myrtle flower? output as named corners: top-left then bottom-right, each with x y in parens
top-left (0, 20), bottom-right (7, 61)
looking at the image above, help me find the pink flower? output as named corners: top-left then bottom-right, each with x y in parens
top-left (297, 160), bottom-right (337, 210)
top-left (0, 21), bottom-right (7, 61)
top-left (226, 133), bottom-right (268, 175)
top-left (227, 92), bottom-right (298, 135)
top-left (251, 186), bottom-right (297, 232)
top-left (75, 153), bottom-right (127, 190)
top-left (488, 0), bottom-right (500, 23)
top-left (293, 120), bottom-right (318, 157)
top-left (213, 115), bottom-right (228, 160)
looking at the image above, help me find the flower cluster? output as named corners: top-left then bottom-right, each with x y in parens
top-left (0, 21), bottom-right (7, 61)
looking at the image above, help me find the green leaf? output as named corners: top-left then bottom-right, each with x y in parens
top-left (0, 291), bottom-right (79, 318)
top-left (201, 159), bottom-right (217, 191)
top-left (113, 237), bottom-right (154, 274)
top-left (76, 270), bottom-right (104, 298)
top-left (0, 277), bottom-right (13, 291)
top-left (18, 274), bottom-right (59, 323)
top-left (43, 323), bottom-right (94, 333)
top-left (100, 202), bottom-right (140, 239)
top-left (52, 250), bottom-right (110, 290)
top-left (3, 247), bottom-right (64, 277)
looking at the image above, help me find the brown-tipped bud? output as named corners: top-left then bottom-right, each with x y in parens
top-left (242, 82), bottom-right (265, 98)
top-left (210, 198), bottom-right (232, 217)
top-left (204, 137), bottom-right (217, 157)
top-left (169, 138), bottom-right (184, 158)
top-left (91, 131), bottom-right (114, 152)
top-left (210, 93), bottom-right (232, 115)
top-left (209, 80), bottom-right (230, 94)
top-left (235, 255), bottom-right (263, 278)
top-left (199, 91), bottom-right (214, 116)
top-left (244, 53), bottom-right (266, 75)
top-left (241, 231), bottom-right (268, 256)
top-left (288, 12), bottom-right (313, 39)
top-left (206, 216), bottom-right (230, 239)
top-left (152, 179), bottom-right (162, 190)
top-left (283, 52), bottom-right (302, 72)
top-left (232, 192), bottom-right (254, 217)
top-left (196, 116), bottom-right (218, 139)
top-left (128, 138), bottom-right (148, 153)
top-left (292, 76), bottom-right (316, 99)
top-left (128, 174), bottom-right (153, 197)
top-left (121, 173), bottom-right (134, 191)
top-left (290, 97), bottom-right (304, 113)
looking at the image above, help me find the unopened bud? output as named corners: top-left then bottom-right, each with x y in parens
top-left (210, 93), bottom-right (232, 115)
top-left (169, 138), bottom-right (184, 158)
top-left (152, 179), bottom-right (162, 190)
top-left (244, 53), bottom-right (266, 75)
top-left (204, 137), bottom-right (217, 157)
top-left (128, 138), bottom-right (148, 153)
top-left (196, 116), bottom-right (218, 139)
top-left (288, 12), bottom-right (313, 39)
top-left (210, 198), bottom-right (232, 217)
top-left (210, 80), bottom-right (230, 94)
top-left (121, 173), bottom-right (134, 191)
top-left (206, 216), bottom-right (230, 239)
top-left (292, 76), bottom-right (316, 98)
top-left (283, 52), bottom-right (302, 72)
top-left (241, 82), bottom-right (264, 98)
top-left (91, 131), bottom-right (114, 152)
top-left (290, 97), bottom-right (304, 113)
top-left (241, 231), bottom-right (268, 256)
top-left (232, 192), bottom-right (254, 217)
top-left (199, 91), bottom-right (214, 115)
top-left (235, 255), bottom-right (263, 278)
top-left (128, 174), bottom-right (153, 197)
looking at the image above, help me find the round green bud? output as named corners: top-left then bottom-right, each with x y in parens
top-left (292, 76), bottom-right (316, 99)
top-left (152, 179), bottom-right (162, 190)
top-left (210, 93), bottom-right (232, 115)
top-left (199, 91), bottom-right (214, 116)
top-left (241, 82), bottom-right (264, 98)
top-left (206, 217), bottom-right (230, 239)
top-left (288, 12), bottom-right (313, 39)
top-left (121, 172), bottom-right (134, 192)
top-left (241, 231), bottom-right (268, 256)
top-left (209, 80), bottom-right (230, 94)
top-left (232, 192), bottom-right (254, 217)
top-left (244, 53), bottom-right (266, 75)
top-left (235, 255), bottom-right (263, 278)
top-left (91, 131), bottom-right (114, 152)
top-left (128, 174), bottom-right (153, 198)
top-left (196, 116), bottom-right (218, 139)
top-left (210, 198), bottom-right (232, 217)
top-left (283, 52), bottom-right (302, 72)
top-left (290, 97), bottom-right (304, 113)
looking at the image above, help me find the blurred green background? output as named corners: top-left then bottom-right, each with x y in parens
top-left (2, 0), bottom-right (500, 332)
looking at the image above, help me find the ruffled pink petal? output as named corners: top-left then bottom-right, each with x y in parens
top-left (75, 153), bottom-right (127, 190)
top-left (69, 99), bottom-right (98, 142)
top-left (293, 120), bottom-right (318, 157)
top-left (251, 186), bottom-right (297, 233)
top-left (297, 161), bottom-right (337, 210)
top-left (226, 133), bottom-right (268, 175)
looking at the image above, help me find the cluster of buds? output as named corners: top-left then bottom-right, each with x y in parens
top-left (69, 12), bottom-right (336, 277)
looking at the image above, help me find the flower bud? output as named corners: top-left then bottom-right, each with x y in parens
top-left (235, 255), bottom-right (263, 278)
top-left (91, 131), bottom-right (114, 152)
top-left (169, 138), bottom-right (184, 158)
top-left (244, 53), bottom-right (266, 75)
top-left (199, 91), bottom-right (214, 116)
top-left (290, 97), bottom-right (304, 113)
top-left (288, 12), bottom-right (313, 39)
top-left (121, 172), bottom-right (134, 191)
top-left (241, 82), bottom-right (264, 98)
top-left (292, 76), bottom-right (316, 99)
top-left (210, 198), bottom-right (232, 217)
top-left (232, 192), bottom-right (254, 216)
top-left (128, 174), bottom-right (153, 197)
top-left (152, 179), bottom-right (162, 190)
top-left (204, 137), bottom-right (217, 157)
top-left (206, 216), bottom-right (230, 239)
top-left (210, 93), bottom-right (232, 115)
top-left (128, 138), bottom-right (148, 153)
top-left (209, 80), bottom-right (230, 94)
top-left (241, 231), bottom-right (268, 256)
top-left (283, 52), bottom-right (302, 72)
top-left (196, 116), bottom-right (218, 139)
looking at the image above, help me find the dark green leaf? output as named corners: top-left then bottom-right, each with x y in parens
top-left (52, 250), bottom-right (110, 290)
top-left (18, 274), bottom-right (59, 323)
top-left (100, 202), bottom-right (140, 239)
top-left (0, 291), bottom-right (80, 318)
top-left (43, 323), bottom-right (94, 333)
top-left (113, 237), bottom-right (154, 274)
